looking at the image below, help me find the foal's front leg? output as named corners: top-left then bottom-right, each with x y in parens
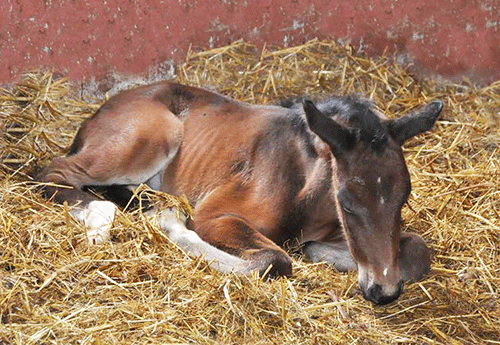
top-left (191, 213), bottom-right (293, 278)
top-left (303, 232), bottom-right (431, 282)
top-left (398, 232), bottom-right (431, 282)
top-left (158, 209), bottom-right (255, 274)
top-left (184, 181), bottom-right (293, 278)
top-left (158, 207), bottom-right (291, 277)
top-left (302, 241), bottom-right (357, 272)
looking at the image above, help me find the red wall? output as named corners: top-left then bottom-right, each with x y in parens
top-left (1, 0), bottom-right (499, 86)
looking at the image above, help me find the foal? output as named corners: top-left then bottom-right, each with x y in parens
top-left (37, 82), bottom-right (443, 304)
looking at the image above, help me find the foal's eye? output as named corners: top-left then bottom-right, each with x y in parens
top-left (337, 188), bottom-right (356, 215)
top-left (342, 205), bottom-right (354, 215)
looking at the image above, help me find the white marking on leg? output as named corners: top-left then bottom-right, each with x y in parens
top-left (72, 200), bottom-right (117, 245)
top-left (156, 209), bottom-right (253, 274)
top-left (377, 177), bottom-right (382, 184)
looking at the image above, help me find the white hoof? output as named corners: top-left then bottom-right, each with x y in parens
top-left (162, 207), bottom-right (188, 223)
top-left (72, 200), bottom-right (117, 245)
top-left (159, 208), bottom-right (195, 243)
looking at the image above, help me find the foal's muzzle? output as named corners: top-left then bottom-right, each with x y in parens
top-left (363, 280), bottom-right (404, 305)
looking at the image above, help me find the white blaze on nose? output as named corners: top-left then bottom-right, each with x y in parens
top-left (377, 177), bottom-right (385, 204)
top-left (383, 267), bottom-right (389, 277)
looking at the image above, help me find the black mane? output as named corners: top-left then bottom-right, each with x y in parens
top-left (280, 95), bottom-right (388, 152)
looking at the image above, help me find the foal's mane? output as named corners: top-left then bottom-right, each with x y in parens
top-left (280, 95), bottom-right (389, 152)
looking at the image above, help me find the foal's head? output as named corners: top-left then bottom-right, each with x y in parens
top-left (303, 97), bottom-right (443, 304)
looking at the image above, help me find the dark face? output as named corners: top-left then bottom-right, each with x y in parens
top-left (303, 98), bottom-right (443, 304)
top-left (335, 140), bottom-right (411, 304)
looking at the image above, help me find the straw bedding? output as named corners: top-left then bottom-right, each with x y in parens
top-left (1, 40), bottom-right (499, 344)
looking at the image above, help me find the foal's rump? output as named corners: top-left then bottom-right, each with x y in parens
top-left (36, 84), bottom-right (188, 243)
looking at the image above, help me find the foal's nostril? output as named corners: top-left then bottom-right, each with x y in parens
top-left (364, 282), bottom-right (403, 305)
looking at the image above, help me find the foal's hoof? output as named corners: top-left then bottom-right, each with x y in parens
top-left (247, 249), bottom-right (293, 279)
top-left (75, 200), bottom-right (116, 245)
top-left (399, 233), bottom-right (431, 282)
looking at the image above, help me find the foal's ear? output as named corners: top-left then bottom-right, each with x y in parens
top-left (303, 100), bottom-right (355, 156)
top-left (388, 100), bottom-right (444, 145)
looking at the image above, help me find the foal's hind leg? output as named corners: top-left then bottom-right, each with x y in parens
top-left (37, 155), bottom-right (119, 244)
top-left (37, 104), bottom-right (184, 244)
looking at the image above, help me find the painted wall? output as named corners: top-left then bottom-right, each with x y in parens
top-left (1, 0), bottom-right (499, 86)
